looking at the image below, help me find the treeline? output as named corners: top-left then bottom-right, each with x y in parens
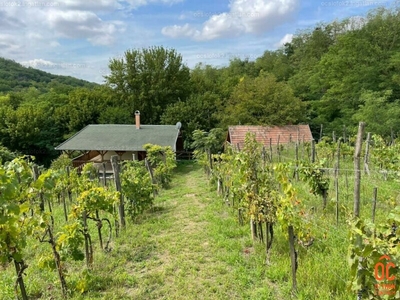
top-left (0, 6), bottom-right (399, 165)
top-left (0, 57), bottom-right (97, 93)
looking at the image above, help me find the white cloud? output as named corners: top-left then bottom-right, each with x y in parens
top-left (161, 23), bottom-right (199, 39)
top-left (21, 58), bottom-right (58, 68)
top-left (50, 41), bottom-right (60, 47)
top-left (0, 34), bottom-right (24, 55)
top-left (0, 10), bottom-right (25, 30)
top-left (125, 0), bottom-right (184, 9)
top-left (276, 33), bottom-right (293, 47)
top-left (21, 58), bottom-right (88, 69)
top-left (47, 10), bottom-right (118, 45)
top-left (61, 0), bottom-right (121, 10)
top-left (162, 0), bottom-right (299, 41)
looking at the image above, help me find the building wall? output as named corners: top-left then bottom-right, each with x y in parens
top-left (101, 151), bottom-right (139, 161)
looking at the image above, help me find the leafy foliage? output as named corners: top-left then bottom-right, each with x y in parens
top-left (121, 160), bottom-right (154, 219)
top-left (221, 72), bottom-right (305, 127)
top-left (105, 46), bottom-right (191, 124)
top-left (348, 211), bottom-right (400, 299)
top-left (143, 144), bottom-right (177, 189)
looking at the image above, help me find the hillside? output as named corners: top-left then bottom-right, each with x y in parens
top-left (0, 57), bottom-right (98, 93)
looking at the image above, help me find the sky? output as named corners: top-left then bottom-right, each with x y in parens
top-left (0, 0), bottom-right (397, 83)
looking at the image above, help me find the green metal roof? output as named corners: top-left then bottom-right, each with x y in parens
top-left (55, 124), bottom-right (180, 151)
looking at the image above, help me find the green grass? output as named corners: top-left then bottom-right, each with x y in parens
top-left (1, 156), bottom-right (399, 300)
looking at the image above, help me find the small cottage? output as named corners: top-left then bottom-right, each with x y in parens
top-left (55, 111), bottom-right (183, 170)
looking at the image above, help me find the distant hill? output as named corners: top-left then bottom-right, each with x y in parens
top-left (0, 57), bottom-right (98, 93)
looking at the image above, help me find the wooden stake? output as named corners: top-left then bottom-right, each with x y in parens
top-left (311, 140), bottom-right (316, 163)
top-left (269, 138), bottom-right (273, 163)
top-left (277, 135), bottom-right (281, 162)
top-left (102, 162), bottom-right (107, 187)
top-left (288, 225), bottom-right (297, 292)
top-left (111, 155), bottom-right (125, 229)
top-left (353, 122), bottom-right (365, 218)
top-left (353, 122), bottom-right (365, 300)
top-left (295, 143), bottom-right (299, 181)
top-left (145, 158), bottom-right (157, 197)
top-left (372, 187), bottom-right (377, 223)
top-left (32, 165), bottom-right (44, 212)
top-left (262, 146), bottom-right (266, 170)
top-left (336, 139), bottom-right (341, 226)
top-left (364, 132), bottom-right (371, 176)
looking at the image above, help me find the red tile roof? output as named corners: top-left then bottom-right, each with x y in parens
top-left (227, 125), bottom-right (313, 149)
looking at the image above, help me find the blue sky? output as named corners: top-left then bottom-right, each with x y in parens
top-left (0, 0), bottom-right (396, 83)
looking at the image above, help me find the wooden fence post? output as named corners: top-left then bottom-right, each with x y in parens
top-left (102, 162), bottom-right (107, 187)
top-left (262, 146), bottom-right (266, 170)
top-left (372, 187), bottom-right (377, 223)
top-left (295, 143), bottom-right (299, 181)
top-left (269, 138), bottom-right (273, 162)
top-left (353, 122), bottom-right (365, 218)
top-left (311, 140), bottom-right (316, 163)
top-left (145, 158), bottom-right (157, 197)
top-left (32, 165), bottom-right (44, 212)
top-left (288, 225), bottom-right (297, 292)
top-left (111, 155), bottom-right (125, 229)
top-left (364, 132), bottom-right (371, 176)
top-left (353, 122), bottom-right (365, 300)
top-left (336, 139), bottom-right (341, 226)
top-left (277, 135), bottom-right (281, 162)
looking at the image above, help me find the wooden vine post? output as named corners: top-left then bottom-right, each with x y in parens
top-left (277, 135), bottom-right (281, 162)
top-left (207, 148), bottom-right (213, 176)
top-left (372, 187), bottom-right (377, 223)
top-left (353, 121), bottom-right (365, 300)
top-left (335, 139), bottom-right (341, 226)
top-left (288, 225), bottom-right (297, 292)
top-left (364, 132), bottom-right (371, 176)
top-left (32, 165), bottom-right (44, 212)
top-left (311, 140), bottom-right (316, 163)
top-left (111, 155), bottom-right (125, 229)
top-left (66, 166), bottom-right (73, 203)
top-left (145, 158), bottom-right (157, 197)
top-left (353, 122), bottom-right (365, 219)
top-left (269, 138), bottom-right (273, 162)
top-left (295, 143), bottom-right (299, 181)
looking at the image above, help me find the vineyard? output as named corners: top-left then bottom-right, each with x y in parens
top-left (1, 127), bottom-right (400, 299)
top-left (0, 144), bottom-right (176, 299)
top-left (193, 123), bottom-right (400, 299)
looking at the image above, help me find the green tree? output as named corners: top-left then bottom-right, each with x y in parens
top-left (255, 50), bottom-right (292, 81)
top-left (105, 46), bottom-right (191, 124)
top-left (161, 92), bottom-right (221, 148)
top-left (352, 90), bottom-right (400, 137)
top-left (221, 72), bottom-right (305, 127)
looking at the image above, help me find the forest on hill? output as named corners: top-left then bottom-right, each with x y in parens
top-left (0, 57), bottom-right (98, 93)
top-left (0, 6), bottom-right (399, 166)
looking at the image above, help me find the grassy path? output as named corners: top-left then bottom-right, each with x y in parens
top-left (81, 162), bottom-right (283, 299)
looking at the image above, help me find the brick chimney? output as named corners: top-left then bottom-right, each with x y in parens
top-left (135, 110), bottom-right (140, 129)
